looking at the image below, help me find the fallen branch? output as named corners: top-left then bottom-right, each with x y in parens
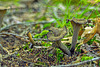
top-left (51, 57), bottom-right (100, 67)
top-left (0, 21), bottom-right (56, 32)
top-left (0, 32), bottom-right (48, 41)
top-left (0, 32), bottom-right (29, 42)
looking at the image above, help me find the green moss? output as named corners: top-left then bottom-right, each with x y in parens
top-left (0, 0), bottom-right (19, 2)
top-left (43, 23), bottom-right (51, 29)
top-left (34, 34), bottom-right (40, 38)
top-left (76, 44), bottom-right (81, 52)
top-left (95, 40), bottom-right (100, 43)
top-left (28, 49), bottom-right (33, 52)
top-left (87, 36), bottom-right (96, 45)
top-left (42, 41), bottom-right (51, 47)
top-left (49, 54), bottom-right (53, 57)
top-left (41, 30), bottom-right (49, 36)
top-left (23, 43), bottom-right (29, 50)
top-left (81, 55), bottom-right (93, 61)
top-left (56, 48), bottom-right (64, 62)
top-left (34, 30), bottom-right (49, 38)
top-left (78, 36), bottom-right (81, 40)
top-left (16, 53), bottom-right (20, 57)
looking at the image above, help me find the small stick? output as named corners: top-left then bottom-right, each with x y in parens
top-left (27, 32), bottom-right (36, 46)
top-left (51, 57), bottom-right (100, 67)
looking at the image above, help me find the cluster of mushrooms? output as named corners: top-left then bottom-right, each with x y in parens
top-left (47, 17), bottom-right (88, 56)
top-left (0, 8), bottom-right (89, 56)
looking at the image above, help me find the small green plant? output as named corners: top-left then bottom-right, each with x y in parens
top-left (35, 53), bottom-right (39, 56)
top-left (88, 24), bottom-right (95, 27)
top-left (16, 53), bottom-right (20, 57)
top-left (87, 36), bottom-right (96, 45)
top-left (42, 41), bottom-right (51, 47)
top-left (0, 0), bottom-right (19, 1)
top-left (26, 20), bottom-right (33, 22)
top-left (23, 43), bottom-right (29, 50)
top-left (38, 58), bottom-right (41, 61)
top-left (34, 34), bottom-right (40, 38)
top-left (95, 40), bottom-right (100, 43)
top-left (34, 30), bottom-right (49, 38)
top-left (43, 23), bottom-right (51, 29)
top-left (99, 60), bottom-right (100, 66)
top-left (78, 36), bottom-right (81, 40)
top-left (81, 55), bottom-right (93, 61)
top-left (76, 43), bottom-right (81, 52)
top-left (0, 0), bottom-right (20, 6)
top-left (56, 48), bottom-right (64, 62)
top-left (28, 49), bottom-right (33, 52)
top-left (49, 54), bottom-right (53, 57)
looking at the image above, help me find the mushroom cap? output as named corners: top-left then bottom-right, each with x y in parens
top-left (67, 17), bottom-right (88, 24)
top-left (0, 10), bottom-right (6, 15)
top-left (47, 26), bottom-right (67, 42)
top-left (0, 7), bottom-right (9, 15)
top-left (0, 6), bottom-right (10, 10)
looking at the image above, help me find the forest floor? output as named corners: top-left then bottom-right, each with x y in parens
top-left (0, 0), bottom-right (100, 67)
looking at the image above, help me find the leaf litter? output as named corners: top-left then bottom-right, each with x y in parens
top-left (0, 0), bottom-right (100, 67)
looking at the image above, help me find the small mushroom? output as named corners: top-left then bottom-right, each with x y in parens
top-left (47, 26), bottom-right (71, 56)
top-left (0, 7), bottom-right (9, 29)
top-left (67, 17), bottom-right (88, 55)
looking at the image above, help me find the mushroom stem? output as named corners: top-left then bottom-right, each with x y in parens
top-left (70, 23), bottom-right (81, 54)
top-left (0, 10), bottom-right (7, 29)
top-left (56, 41), bottom-right (71, 56)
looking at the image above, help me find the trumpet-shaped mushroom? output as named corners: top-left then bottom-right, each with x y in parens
top-left (0, 7), bottom-right (7, 29)
top-left (47, 26), bottom-right (71, 56)
top-left (67, 17), bottom-right (88, 55)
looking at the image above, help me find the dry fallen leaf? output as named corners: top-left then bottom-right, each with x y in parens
top-left (96, 18), bottom-right (100, 35)
top-left (62, 37), bottom-right (72, 44)
top-left (83, 24), bottom-right (97, 44)
top-left (81, 27), bottom-right (93, 38)
top-left (83, 18), bottom-right (100, 43)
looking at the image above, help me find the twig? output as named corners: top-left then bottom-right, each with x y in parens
top-left (0, 32), bottom-right (48, 42)
top-left (0, 32), bottom-right (28, 40)
top-left (4, 52), bottom-right (47, 67)
top-left (0, 54), bottom-right (2, 67)
top-left (0, 23), bottom-right (27, 32)
top-left (3, 52), bottom-right (17, 59)
top-left (33, 46), bottom-right (49, 48)
top-left (51, 57), bottom-right (100, 67)
top-left (27, 32), bottom-right (36, 46)
top-left (9, 7), bottom-right (36, 10)
top-left (0, 21), bottom-right (56, 32)
top-left (0, 44), bottom-right (10, 54)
